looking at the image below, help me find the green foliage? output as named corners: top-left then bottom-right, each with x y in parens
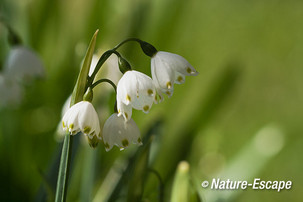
top-left (1, 0), bottom-right (303, 201)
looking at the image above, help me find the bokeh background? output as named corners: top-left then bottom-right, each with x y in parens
top-left (1, 0), bottom-right (303, 201)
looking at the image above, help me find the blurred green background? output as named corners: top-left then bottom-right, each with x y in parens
top-left (0, 0), bottom-right (303, 201)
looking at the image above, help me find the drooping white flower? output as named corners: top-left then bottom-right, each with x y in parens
top-left (102, 113), bottom-right (142, 151)
top-left (151, 51), bottom-right (198, 101)
top-left (4, 46), bottom-right (44, 82)
top-left (62, 101), bottom-right (101, 139)
top-left (116, 70), bottom-right (156, 121)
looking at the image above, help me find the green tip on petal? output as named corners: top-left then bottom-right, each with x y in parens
top-left (88, 135), bottom-right (99, 148)
top-left (104, 142), bottom-right (110, 150)
top-left (83, 126), bottom-right (91, 134)
top-left (122, 139), bottom-right (129, 147)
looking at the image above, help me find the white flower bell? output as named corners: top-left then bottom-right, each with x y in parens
top-left (62, 101), bottom-right (101, 139)
top-left (151, 51), bottom-right (198, 101)
top-left (4, 46), bottom-right (45, 82)
top-left (102, 113), bottom-right (142, 151)
top-left (116, 70), bottom-right (156, 121)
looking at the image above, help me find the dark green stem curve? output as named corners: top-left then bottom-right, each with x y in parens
top-left (113, 38), bottom-right (142, 50)
top-left (87, 50), bottom-right (120, 88)
top-left (87, 38), bottom-right (143, 88)
top-left (91, 78), bottom-right (117, 92)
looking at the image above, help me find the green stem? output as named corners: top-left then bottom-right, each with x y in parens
top-left (87, 50), bottom-right (121, 88)
top-left (91, 78), bottom-right (117, 92)
top-left (92, 78), bottom-right (118, 113)
top-left (113, 38), bottom-right (142, 50)
top-left (87, 38), bottom-right (142, 88)
top-left (55, 135), bottom-right (73, 202)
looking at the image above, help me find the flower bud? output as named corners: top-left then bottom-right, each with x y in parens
top-left (139, 41), bottom-right (157, 57)
top-left (118, 57), bottom-right (131, 73)
top-left (83, 87), bottom-right (93, 102)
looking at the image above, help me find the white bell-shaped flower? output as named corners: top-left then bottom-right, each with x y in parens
top-left (4, 46), bottom-right (44, 82)
top-left (116, 70), bottom-right (156, 121)
top-left (102, 113), bottom-right (142, 151)
top-left (62, 101), bottom-right (101, 139)
top-left (151, 51), bottom-right (198, 101)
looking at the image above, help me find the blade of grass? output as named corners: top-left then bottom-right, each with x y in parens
top-left (127, 135), bottom-right (153, 201)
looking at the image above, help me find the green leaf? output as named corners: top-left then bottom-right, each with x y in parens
top-left (55, 134), bottom-right (73, 202)
top-left (71, 29), bottom-right (99, 105)
top-left (127, 136), bottom-right (153, 202)
top-left (55, 30), bottom-right (99, 202)
top-left (171, 161), bottom-right (191, 202)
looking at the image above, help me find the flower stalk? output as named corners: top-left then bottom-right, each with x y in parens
top-left (56, 33), bottom-right (197, 201)
top-left (55, 29), bottom-right (99, 202)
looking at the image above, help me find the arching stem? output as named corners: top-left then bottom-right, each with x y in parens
top-left (91, 78), bottom-right (117, 92)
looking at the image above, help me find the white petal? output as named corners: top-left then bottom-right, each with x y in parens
top-left (151, 55), bottom-right (175, 90)
top-left (131, 71), bottom-right (155, 112)
top-left (77, 101), bottom-right (100, 138)
top-left (117, 71), bottom-right (138, 105)
top-left (62, 103), bottom-right (80, 134)
top-left (155, 82), bottom-right (174, 98)
top-left (62, 101), bottom-right (100, 137)
top-left (135, 71), bottom-right (155, 96)
top-left (174, 71), bottom-right (186, 84)
top-left (155, 51), bottom-right (198, 76)
top-left (117, 100), bottom-right (132, 121)
top-left (102, 113), bottom-right (141, 151)
top-left (131, 93), bottom-right (153, 113)
top-left (117, 70), bottom-right (156, 117)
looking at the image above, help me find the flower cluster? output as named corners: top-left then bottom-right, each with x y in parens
top-left (62, 39), bottom-right (198, 151)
